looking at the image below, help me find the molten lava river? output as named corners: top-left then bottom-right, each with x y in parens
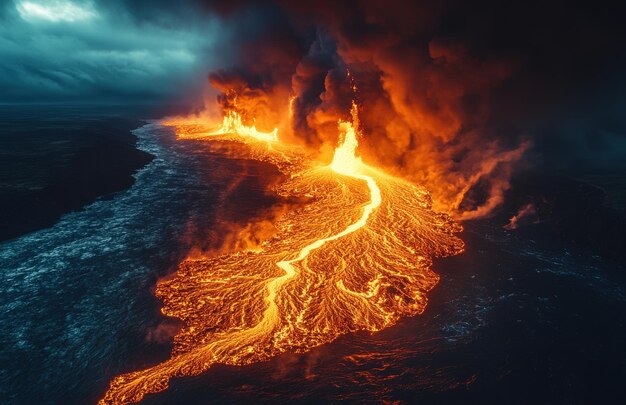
top-left (100, 103), bottom-right (464, 404)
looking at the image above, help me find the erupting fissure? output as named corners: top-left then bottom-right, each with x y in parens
top-left (100, 96), bottom-right (463, 405)
top-left (164, 109), bottom-right (278, 143)
top-left (210, 110), bottom-right (278, 142)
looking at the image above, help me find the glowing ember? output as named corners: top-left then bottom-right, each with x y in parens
top-left (100, 98), bottom-right (463, 405)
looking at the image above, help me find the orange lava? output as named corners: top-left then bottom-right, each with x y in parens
top-left (100, 102), bottom-right (464, 404)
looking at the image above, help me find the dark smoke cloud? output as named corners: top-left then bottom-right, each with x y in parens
top-left (193, 0), bottom-right (626, 216)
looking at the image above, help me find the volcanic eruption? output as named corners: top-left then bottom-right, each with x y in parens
top-left (99, 75), bottom-right (465, 403)
top-left (4, 1), bottom-right (626, 404)
top-left (98, 2), bottom-right (536, 402)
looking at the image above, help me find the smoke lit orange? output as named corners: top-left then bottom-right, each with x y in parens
top-left (100, 97), bottom-right (464, 404)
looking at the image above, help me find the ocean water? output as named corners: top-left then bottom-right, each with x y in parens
top-left (0, 105), bottom-right (151, 241)
top-left (1, 124), bottom-right (625, 404)
top-left (0, 124), bottom-right (226, 404)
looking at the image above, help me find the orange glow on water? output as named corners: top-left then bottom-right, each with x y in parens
top-left (100, 95), bottom-right (463, 404)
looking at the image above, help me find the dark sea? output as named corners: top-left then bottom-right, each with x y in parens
top-left (1, 111), bottom-right (625, 404)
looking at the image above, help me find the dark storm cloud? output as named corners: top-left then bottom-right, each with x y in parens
top-left (0, 0), bottom-right (229, 103)
top-left (3, 0), bottom-right (625, 172)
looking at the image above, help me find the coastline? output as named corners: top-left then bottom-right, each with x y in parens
top-left (0, 107), bottom-right (154, 242)
top-left (0, 120), bottom-right (624, 405)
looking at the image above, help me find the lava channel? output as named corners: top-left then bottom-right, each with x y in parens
top-left (100, 104), bottom-right (464, 404)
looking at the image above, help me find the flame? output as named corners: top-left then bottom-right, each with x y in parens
top-left (100, 97), bottom-right (463, 405)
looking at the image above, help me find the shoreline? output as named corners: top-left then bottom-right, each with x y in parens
top-left (0, 111), bottom-right (154, 243)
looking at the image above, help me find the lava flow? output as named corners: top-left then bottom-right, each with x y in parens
top-left (100, 102), bottom-right (464, 404)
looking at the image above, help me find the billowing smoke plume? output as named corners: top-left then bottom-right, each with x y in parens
top-left (193, 0), bottom-right (626, 219)
top-left (284, 2), bottom-right (529, 218)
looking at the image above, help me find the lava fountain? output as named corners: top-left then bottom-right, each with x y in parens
top-left (162, 110), bottom-right (278, 143)
top-left (100, 99), bottom-right (464, 404)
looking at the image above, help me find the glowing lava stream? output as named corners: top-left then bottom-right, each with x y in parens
top-left (100, 104), bottom-right (464, 405)
top-left (273, 113), bottom-right (382, 334)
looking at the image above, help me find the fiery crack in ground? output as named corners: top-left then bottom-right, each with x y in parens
top-left (100, 106), bottom-right (464, 404)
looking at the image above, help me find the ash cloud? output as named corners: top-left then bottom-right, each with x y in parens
top-left (198, 0), bottom-right (626, 216)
